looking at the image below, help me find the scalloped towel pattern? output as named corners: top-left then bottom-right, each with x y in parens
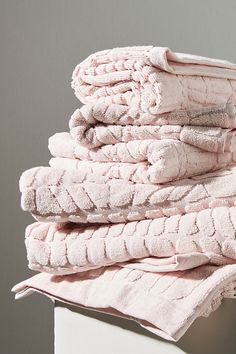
top-left (25, 206), bottom-right (236, 275)
top-left (71, 46), bottom-right (236, 113)
top-left (20, 166), bottom-right (236, 223)
top-left (49, 132), bottom-right (236, 183)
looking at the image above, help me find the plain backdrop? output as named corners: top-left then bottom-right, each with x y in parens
top-left (1, 1), bottom-right (236, 353)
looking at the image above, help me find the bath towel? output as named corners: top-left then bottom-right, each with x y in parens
top-left (69, 103), bottom-right (236, 149)
top-left (72, 46), bottom-right (236, 114)
top-left (48, 132), bottom-right (236, 183)
top-left (70, 102), bottom-right (236, 132)
top-left (20, 165), bottom-right (236, 223)
top-left (25, 206), bottom-right (236, 275)
top-left (48, 150), bottom-right (236, 184)
top-left (12, 264), bottom-right (236, 341)
top-left (70, 117), bottom-right (236, 151)
top-left (14, 47), bottom-right (236, 344)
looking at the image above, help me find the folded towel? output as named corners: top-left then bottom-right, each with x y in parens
top-left (48, 132), bottom-right (236, 183)
top-left (49, 151), bottom-right (236, 184)
top-left (72, 46), bottom-right (236, 113)
top-left (25, 206), bottom-right (236, 275)
top-left (70, 103), bottom-right (236, 149)
top-left (70, 102), bottom-right (236, 131)
top-left (14, 47), bottom-right (236, 343)
top-left (20, 166), bottom-right (236, 223)
top-left (70, 119), bottom-right (236, 151)
top-left (12, 264), bottom-right (236, 341)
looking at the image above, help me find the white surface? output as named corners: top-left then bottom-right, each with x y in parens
top-left (54, 302), bottom-right (185, 354)
top-left (54, 300), bottom-right (236, 354)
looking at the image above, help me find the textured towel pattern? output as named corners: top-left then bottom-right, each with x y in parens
top-left (20, 166), bottom-right (236, 223)
top-left (70, 102), bottom-right (236, 130)
top-left (49, 132), bottom-right (236, 183)
top-left (72, 46), bottom-right (236, 113)
top-left (12, 265), bottom-right (236, 341)
top-left (70, 104), bottom-right (236, 149)
top-left (49, 151), bottom-right (236, 184)
top-left (70, 121), bottom-right (236, 151)
top-left (25, 206), bottom-right (236, 274)
top-left (15, 47), bottom-right (236, 342)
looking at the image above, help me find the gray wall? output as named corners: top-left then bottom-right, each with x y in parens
top-left (1, 1), bottom-right (236, 353)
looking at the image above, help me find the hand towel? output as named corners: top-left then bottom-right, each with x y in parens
top-left (70, 119), bottom-right (236, 151)
top-left (48, 151), bottom-right (236, 184)
top-left (25, 206), bottom-right (236, 275)
top-left (70, 103), bottom-right (236, 149)
top-left (48, 132), bottom-right (236, 183)
top-left (72, 46), bottom-right (236, 114)
top-left (20, 166), bottom-right (236, 223)
top-left (12, 264), bottom-right (236, 341)
top-left (70, 102), bottom-right (236, 130)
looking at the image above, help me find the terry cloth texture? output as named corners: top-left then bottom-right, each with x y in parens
top-left (71, 46), bottom-right (236, 113)
top-left (12, 265), bottom-right (236, 342)
top-left (48, 132), bottom-right (236, 183)
top-left (25, 206), bottom-right (236, 275)
top-left (14, 46), bottom-right (236, 342)
top-left (20, 166), bottom-right (236, 223)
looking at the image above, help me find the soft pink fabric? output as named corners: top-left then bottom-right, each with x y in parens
top-left (72, 46), bottom-right (236, 113)
top-left (49, 149), bottom-right (236, 184)
top-left (70, 102), bottom-right (236, 130)
top-left (20, 166), bottom-right (236, 223)
top-left (70, 121), bottom-right (236, 151)
top-left (49, 132), bottom-right (236, 183)
top-left (25, 206), bottom-right (236, 275)
top-left (15, 47), bottom-right (236, 342)
top-left (12, 264), bottom-right (236, 341)
top-left (69, 103), bottom-right (236, 148)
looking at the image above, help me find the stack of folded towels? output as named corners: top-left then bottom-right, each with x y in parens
top-left (13, 46), bottom-right (236, 341)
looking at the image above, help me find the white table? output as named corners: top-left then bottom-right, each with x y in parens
top-left (54, 299), bottom-right (236, 354)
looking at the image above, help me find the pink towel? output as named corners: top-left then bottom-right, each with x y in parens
top-left (72, 46), bottom-right (236, 114)
top-left (70, 118), bottom-right (236, 151)
top-left (14, 47), bottom-right (236, 342)
top-left (70, 102), bottom-right (236, 131)
top-left (48, 132), bottom-right (236, 183)
top-left (12, 264), bottom-right (236, 341)
top-left (49, 151), bottom-right (236, 184)
top-left (20, 166), bottom-right (236, 223)
top-left (25, 206), bottom-right (236, 275)
top-left (69, 103), bottom-right (236, 148)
